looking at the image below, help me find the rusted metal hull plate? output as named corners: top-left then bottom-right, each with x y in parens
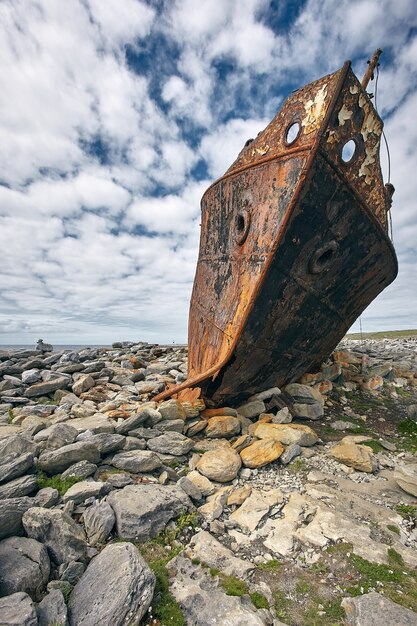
top-left (155, 62), bottom-right (397, 405)
top-left (202, 153), bottom-right (397, 404)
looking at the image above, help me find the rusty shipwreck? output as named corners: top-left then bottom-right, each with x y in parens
top-left (157, 50), bottom-right (397, 406)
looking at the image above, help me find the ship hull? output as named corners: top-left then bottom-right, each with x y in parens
top-left (201, 153), bottom-right (397, 404)
top-left (155, 61), bottom-right (398, 405)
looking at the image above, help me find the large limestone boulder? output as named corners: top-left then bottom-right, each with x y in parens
top-left (0, 592), bottom-right (38, 626)
top-left (0, 537), bottom-right (50, 601)
top-left (254, 423), bottom-right (318, 447)
top-left (342, 591), bottom-right (417, 625)
top-left (205, 415), bottom-right (241, 439)
top-left (230, 488), bottom-right (283, 532)
top-left (186, 470), bottom-right (215, 496)
top-left (186, 531), bottom-right (254, 578)
top-left (72, 374), bottom-right (95, 395)
top-left (240, 438), bottom-right (284, 468)
top-left (68, 543), bottom-right (155, 626)
top-left (37, 441), bottom-right (100, 474)
top-left (22, 507), bottom-right (88, 564)
top-left (107, 484), bottom-right (192, 541)
top-left (168, 556), bottom-right (269, 626)
top-left (196, 448), bottom-right (242, 482)
top-left (330, 442), bottom-right (377, 473)
top-left (0, 497), bottom-right (33, 540)
top-left (82, 502), bottom-right (115, 546)
top-left (394, 463), bottom-right (417, 497)
top-left (110, 450), bottom-right (161, 473)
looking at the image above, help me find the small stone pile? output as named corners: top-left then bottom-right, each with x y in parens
top-left (0, 338), bottom-right (416, 625)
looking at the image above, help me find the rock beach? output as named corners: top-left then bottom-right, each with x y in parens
top-left (0, 337), bottom-right (416, 624)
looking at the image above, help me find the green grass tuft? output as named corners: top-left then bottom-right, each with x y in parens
top-left (349, 553), bottom-right (403, 584)
top-left (149, 560), bottom-right (185, 626)
top-left (250, 591), bottom-right (269, 609)
top-left (36, 471), bottom-right (81, 496)
top-left (395, 504), bottom-right (417, 520)
top-left (387, 524), bottom-right (400, 535)
top-left (387, 547), bottom-right (404, 566)
top-left (257, 559), bottom-right (281, 571)
top-left (362, 440), bottom-right (384, 453)
top-left (273, 589), bottom-right (292, 622)
top-left (220, 575), bottom-right (248, 597)
top-left (287, 458), bottom-right (309, 474)
top-left (397, 420), bottom-right (417, 451)
top-left (296, 578), bottom-right (312, 594)
top-left (176, 510), bottom-right (200, 533)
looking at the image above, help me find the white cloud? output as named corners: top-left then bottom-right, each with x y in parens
top-left (0, 0), bottom-right (416, 345)
top-left (87, 0), bottom-right (155, 44)
top-left (125, 180), bottom-right (208, 235)
top-left (199, 118), bottom-right (269, 179)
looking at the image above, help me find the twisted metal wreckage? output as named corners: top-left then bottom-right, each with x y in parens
top-left (156, 50), bottom-right (397, 406)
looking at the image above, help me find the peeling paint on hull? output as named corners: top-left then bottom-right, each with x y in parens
top-left (155, 61), bottom-right (398, 406)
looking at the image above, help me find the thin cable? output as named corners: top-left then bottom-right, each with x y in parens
top-left (374, 65), bottom-right (391, 184)
top-left (374, 64), bottom-right (394, 243)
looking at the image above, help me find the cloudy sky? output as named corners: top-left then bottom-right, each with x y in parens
top-left (0, 0), bottom-right (416, 345)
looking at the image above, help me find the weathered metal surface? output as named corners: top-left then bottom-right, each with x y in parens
top-left (155, 59), bottom-right (397, 405)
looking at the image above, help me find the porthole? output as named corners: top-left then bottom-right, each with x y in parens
top-left (285, 122), bottom-right (301, 146)
top-left (235, 209), bottom-right (251, 246)
top-left (341, 139), bottom-right (356, 163)
top-left (308, 240), bottom-right (339, 274)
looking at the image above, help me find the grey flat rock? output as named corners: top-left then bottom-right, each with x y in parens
top-left (38, 441), bottom-right (100, 474)
top-left (82, 501), bottom-right (115, 546)
top-left (0, 592), bottom-right (38, 626)
top-left (22, 506), bottom-right (88, 564)
top-left (187, 530), bottom-right (254, 578)
top-left (0, 496), bottom-right (33, 540)
top-left (87, 433), bottom-right (125, 454)
top-left (62, 480), bottom-right (106, 504)
top-left (25, 376), bottom-right (70, 397)
top-left (61, 460), bottom-right (97, 480)
top-left (108, 483), bottom-right (192, 541)
top-left (68, 542), bottom-right (155, 626)
top-left (0, 536), bottom-right (50, 601)
top-left (114, 409), bottom-right (151, 434)
top-left (0, 452), bottom-right (34, 484)
top-left (37, 589), bottom-right (68, 626)
top-left (110, 449), bottom-right (161, 473)
top-left (342, 592), bottom-right (417, 625)
top-left (0, 433), bottom-right (36, 459)
top-left (168, 556), bottom-right (269, 625)
top-left (147, 432), bottom-right (194, 456)
top-left (0, 475), bottom-right (38, 499)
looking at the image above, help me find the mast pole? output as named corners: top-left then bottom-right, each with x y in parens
top-left (361, 49), bottom-right (383, 89)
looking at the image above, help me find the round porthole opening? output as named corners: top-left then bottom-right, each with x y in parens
top-left (309, 240), bottom-right (339, 274)
top-left (341, 139), bottom-right (356, 163)
top-left (236, 213), bottom-right (245, 232)
top-left (285, 122), bottom-right (301, 145)
top-left (235, 209), bottom-right (251, 245)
